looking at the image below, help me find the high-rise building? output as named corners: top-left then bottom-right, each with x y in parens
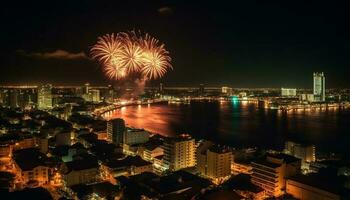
top-left (199, 84), bottom-right (205, 95)
top-left (159, 83), bottom-right (164, 94)
top-left (285, 141), bottom-right (316, 169)
top-left (197, 140), bottom-right (214, 176)
top-left (106, 84), bottom-right (115, 103)
top-left (0, 89), bottom-right (9, 106)
top-left (89, 89), bottom-right (100, 102)
top-left (206, 146), bottom-right (232, 180)
top-left (8, 89), bottom-right (19, 108)
top-left (38, 84), bottom-right (52, 110)
top-left (313, 72), bottom-right (325, 102)
top-left (197, 141), bottom-right (232, 181)
top-left (251, 154), bottom-right (301, 197)
top-left (84, 83), bottom-right (90, 94)
top-left (281, 88), bottom-right (297, 97)
top-left (107, 118), bottom-right (126, 145)
top-left (163, 134), bottom-right (196, 171)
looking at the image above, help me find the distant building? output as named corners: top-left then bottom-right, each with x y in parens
top-left (38, 84), bottom-right (52, 110)
top-left (84, 83), bottom-right (90, 94)
top-left (251, 154), bottom-right (301, 197)
top-left (313, 72), bottom-right (326, 102)
top-left (162, 134), bottom-right (196, 171)
top-left (123, 128), bottom-right (149, 145)
top-left (281, 88), bottom-right (297, 97)
top-left (82, 93), bottom-right (92, 102)
top-left (89, 89), bottom-right (100, 103)
top-left (222, 87), bottom-right (233, 95)
top-left (199, 84), bottom-right (205, 95)
top-left (0, 89), bottom-right (8, 106)
top-left (300, 94), bottom-right (315, 102)
top-left (107, 118), bottom-right (125, 145)
top-left (81, 84), bottom-right (101, 102)
top-left (285, 141), bottom-right (316, 169)
top-left (1, 88), bottom-right (36, 108)
top-left (238, 92), bottom-right (247, 98)
top-left (159, 83), bottom-right (164, 94)
top-left (8, 89), bottom-right (19, 108)
top-left (104, 84), bottom-right (115, 103)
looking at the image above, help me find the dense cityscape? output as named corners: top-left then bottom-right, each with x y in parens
top-left (1, 72), bottom-right (350, 200)
top-left (1, 1), bottom-right (350, 200)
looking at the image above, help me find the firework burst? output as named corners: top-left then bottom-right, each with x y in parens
top-left (118, 40), bottom-right (144, 73)
top-left (91, 31), bottom-right (172, 80)
top-left (90, 33), bottom-right (123, 65)
top-left (140, 34), bottom-right (172, 79)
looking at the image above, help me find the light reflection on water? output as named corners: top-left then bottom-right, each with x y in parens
top-left (104, 101), bottom-right (350, 154)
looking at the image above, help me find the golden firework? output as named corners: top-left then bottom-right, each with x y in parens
top-left (91, 31), bottom-right (172, 80)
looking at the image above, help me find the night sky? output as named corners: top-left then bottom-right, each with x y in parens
top-left (1, 0), bottom-right (349, 88)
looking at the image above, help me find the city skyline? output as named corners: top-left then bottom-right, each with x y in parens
top-left (1, 1), bottom-right (350, 200)
top-left (1, 1), bottom-right (349, 87)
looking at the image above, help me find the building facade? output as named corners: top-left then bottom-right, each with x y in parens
top-left (163, 135), bottom-right (196, 171)
top-left (285, 141), bottom-right (316, 169)
top-left (123, 128), bottom-right (149, 145)
top-left (107, 118), bottom-right (125, 145)
top-left (206, 146), bottom-right (232, 180)
top-left (313, 72), bottom-right (326, 102)
top-left (281, 88), bottom-right (297, 97)
top-left (286, 177), bottom-right (340, 200)
top-left (38, 84), bottom-right (53, 110)
top-left (251, 154), bottom-right (301, 197)
top-left (197, 141), bottom-right (232, 181)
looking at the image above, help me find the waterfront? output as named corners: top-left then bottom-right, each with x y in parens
top-left (105, 100), bottom-right (350, 156)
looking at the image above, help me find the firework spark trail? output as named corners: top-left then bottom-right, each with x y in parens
top-left (90, 33), bottom-right (123, 65)
top-left (140, 34), bottom-right (172, 79)
top-left (118, 40), bottom-right (144, 73)
top-left (91, 31), bottom-right (172, 80)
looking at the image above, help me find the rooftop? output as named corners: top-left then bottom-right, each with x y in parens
top-left (4, 187), bottom-right (52, 200)
top-left (252, 159), bottom-right (281, 169)
top-left (288, 173), bottom-right (350, 196)
top-left (120, 170), bottom-right (211, 200)
top-left (198, 189), bottom-right (244, 200)
top-left (164, 134), bottom-right (194, 143)
top-left (65, 154), bottom-right (99, 172)
top-left (13, 148), bottom-right (48, 171)
top-left (208, 145), bottom-right (231, 154)
top-left (268, 153), bottom-right (301, 164)
top-left (223, 174), bottom-right (263, 193)
top-left (144, 140), bottom-right (163, 151)
top-left (105, 156), bottom-right (152, 169)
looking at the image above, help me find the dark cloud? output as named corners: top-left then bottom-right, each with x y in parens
top-left (158, 6), bottom-right (173, 16)
top-left (18, 49), bottom-right (88, 60)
